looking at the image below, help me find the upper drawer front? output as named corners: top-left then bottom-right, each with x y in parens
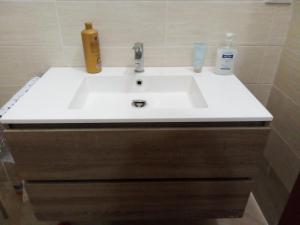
top-left (26, 180), bottom-right (252, 221)
top-left (5, 127), bottom-right (270, 180)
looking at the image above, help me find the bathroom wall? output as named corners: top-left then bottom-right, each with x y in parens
top-left (254, 2), bottom-right (300, 225)
top-left (0, 1), bottom-right (293, 107)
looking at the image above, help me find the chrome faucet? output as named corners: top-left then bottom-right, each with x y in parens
top-left (133, 42), bottom-right (144, 73)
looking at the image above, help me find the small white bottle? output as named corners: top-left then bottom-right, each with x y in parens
top-left (215, 33), bottom-right (237, 75)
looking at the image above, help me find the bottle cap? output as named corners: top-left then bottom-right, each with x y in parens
top-left (225, 32), bottom-right (235, 46)
top-left (85, 22), bottom-right (93, 30)
top-left (226, 33), bottom-right (234, 39)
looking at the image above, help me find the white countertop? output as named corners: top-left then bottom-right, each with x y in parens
top-left (0, 67), bottom-right (273, 124)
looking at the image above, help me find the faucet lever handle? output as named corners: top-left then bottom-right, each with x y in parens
top-left (133, 42), bottom-right (143, 51)
top-left (133, 42), bottom-right (143, 59)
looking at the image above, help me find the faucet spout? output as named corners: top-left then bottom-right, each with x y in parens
top-left (133, 42), bottom-right (144, 73)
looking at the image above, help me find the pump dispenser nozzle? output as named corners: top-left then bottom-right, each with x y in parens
top-left (225, 33), bottom-right (235, 48)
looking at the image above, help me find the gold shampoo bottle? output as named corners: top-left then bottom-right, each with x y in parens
top-left (81, 22), bottom-right (102, 74)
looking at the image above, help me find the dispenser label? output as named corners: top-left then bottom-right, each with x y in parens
top-left (222, 54), bottom-right (234, 59)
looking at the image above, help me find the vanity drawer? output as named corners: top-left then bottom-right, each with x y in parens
top-left (26, 179), bottom-right (252, 221)
top-left (5, 127), bottom-right (270, 180)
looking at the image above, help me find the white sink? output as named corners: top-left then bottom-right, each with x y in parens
top-left (0, 67), bottom-right (273, 124)
top-left (69, 76), bottom-right (208, 111)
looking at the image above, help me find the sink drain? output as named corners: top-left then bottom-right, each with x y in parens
top-left (132, 99), bottom-right (147, 108)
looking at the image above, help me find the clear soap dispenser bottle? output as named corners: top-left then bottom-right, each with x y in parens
top-left (215, 33), bottom-right (237, 75)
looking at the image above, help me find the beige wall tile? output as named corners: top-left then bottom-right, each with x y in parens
top-left (166, 2), bottom-right (216, 46)
top-left (0, 2), bottom-right (60, 46)
top-left (268, 87), bottom-right (300, 156)
top-left (57, 1), bottom-right (166, 47)
top-left (268, 5), bottom-right (292, 46)
top-left (167, 2), bottom-right (216, 24)
top-left (163, 47), bottom-right (193, 66)
top-left (164, 46), bottom-right (216, 67)
top-left (253, 165), bottom-right (289, 225)
top-left (203, 46), bottom-right (217, 67)
top-left (274, 48), bottom-right (300, 106)
top-left (264, 3), bottom-right (300, 197)
top-left (64, 47), bottom-right (165, 67)
top-left (0, 46), bottom-right (65, 86)
top-left (259, 46), bottom-right (282, 84)
top-left (63, 46), bottom-right (83, 67)
top-left (212, 3), bottom-right (274, 46)
top-left (234, 46), bottom-right (264, 84)
top-left (0, 46), bottom-right (65, 106)
top-left (0, 74), bottom-right (31, 88)
top-left (64, 46), bottom-right (131, 67)
top-left (166, 2), bottom-right (278, 46)
top-left (0, 1), bottom-right (294, 107)
top-left (99, 47), bottom-right (166, 67)
top-left (264, 130), bottom-right (300, 192)
top-left (246, 84), bottom-right (272, 106)
top-left (65, 45), bottom-right (216, 68)
top-left (143, 48), bottom-right (166, 67)
top-left (286, 3), bottom-right (300, 54)
top-left (165, 23), bottom-right (212, 47)
top-left (0, 86), bottom-right (22, 107)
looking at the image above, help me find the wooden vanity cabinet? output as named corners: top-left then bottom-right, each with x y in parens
top-left (26, 180), bottom-right (252, 221)
top-left (4, 123), bottom-right (270, 222)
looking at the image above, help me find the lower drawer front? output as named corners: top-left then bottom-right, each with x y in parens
top-left (26, 180), bottom-right (252, 221)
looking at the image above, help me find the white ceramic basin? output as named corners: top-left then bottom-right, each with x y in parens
top-left (0, 67), bottom-right (273, 124)
top-left (69, 76), bottom-right (208, 111)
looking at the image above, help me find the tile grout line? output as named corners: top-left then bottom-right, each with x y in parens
top-left (270, 126), bottom-right (300, 163)
top-left (0, 44), bottom-right (285, 48)
top-left (272, 84), bottom-right (300, 111)
top-left (0, 44), bottom-right (286, 48)
top-left (49, 1), bottom-right (276, 3)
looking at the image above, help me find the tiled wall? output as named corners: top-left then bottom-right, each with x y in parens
top-left (267, 0), bottom-right (300, 197)
top-left (254, 2), bottom-right (300, 225)
top-left (0, 0), bottom-right (293, 106)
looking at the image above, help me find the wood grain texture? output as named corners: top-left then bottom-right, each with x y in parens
top-left (4, 127), bottom-right (270, 180)
top-left (26, 180), bottom-right (252, 221)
